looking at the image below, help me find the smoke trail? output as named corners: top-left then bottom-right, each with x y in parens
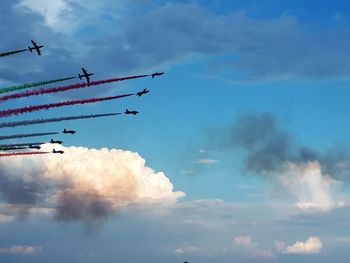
top-left (0, 93), bottom-right (133, 118)
top-left (0, 146), bottom-right (28, 151)
top-left (0, 74), bottom-right (148, 102)
top-left (0, 77), bottom-right (77, 95)
top-left (0, 142), bottom-right (44, 148)
top-left (0, 132), bottom-right (59, 141)
top-left (0, 49), bottom-right (28, 58)
top-left (0, 152), bottom-right (50, 157)
top-left (0, 113), bottom-right (121, 129)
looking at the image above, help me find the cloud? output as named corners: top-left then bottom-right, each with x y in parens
top-left (0, 144), bottom-right (184, 226)
top-left (212, 112), bottom-right (345, 212)
top-left (234, 235), bottom-right (322, 257)
top-left (278, 237), bottom-right (323, 254)
top-left (279, 161), bottom-right (344, 212)
top-left (18, 0), bottom-right (73, 31)
top-left (0, 245), bottom-right (41, 254)
top-left (197, 158), bottom-right (219, 165)
top-left (1, 1), bottom-right (350, 85)
top-left (217, 112), bottom-right (295, 174)
top-left (174, 246), bottom-right (201, 255)
top-left (234, 235), bottom-right (274, 258)
top-left (0, 214), bottom-right (14, 223)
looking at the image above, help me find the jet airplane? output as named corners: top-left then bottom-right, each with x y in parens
top-left (28, 40), bottom-right (43, 56)
top-left (29, 144), bottom-right (41, 150)
top-left (50, 139), bottom-right (63, 144)
top-left (53, 149), bottom-right (64, 154)
top-left (125, 109), bottom-right (139, 115)
top-left (78, 68), bottom-right (94, 84)
top-left (136, 88), bottom-right (150, 97)
top-left (63, 129), bottom-right (76, 134)
top-left (151, 72), bottom-right (164, 78)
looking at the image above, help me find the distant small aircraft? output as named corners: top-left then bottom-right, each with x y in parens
top-left (78, 67), bottom-right (94, 84)
top-left (53, 149), bottom-right (64, 154)
top-left (50, 139), bottom-right (63, 144)
top-left (136, 88), bottom-right (150, 97)
top-left (28, 40), bottom-right (43, 56)
top-left (125, 109), bottom-right (139, 115)
top-left (29, 144), bottom-right (41, 150)
top-left (63, 128), bottom-right (76, 134)
top-left (151, 72), bottom-right (164, 78)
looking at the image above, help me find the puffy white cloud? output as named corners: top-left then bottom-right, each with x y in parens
top-left (234, 235), bottom-right (323, 257)
top-left (0, 245), bottom-right (41, 254)
top-left (279, 161), bottom-right (344, 212)
top-left (0, 144), bottom-right (184, 225)
top-left (284, 237), bottom-right (323, 254)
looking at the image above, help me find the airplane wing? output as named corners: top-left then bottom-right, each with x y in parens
top-left (31, 40), bottom-right (36, 46)
top-left (82, 68), bottom-right (87, 75)
top-left (37, 49), bottom-right (41, 56)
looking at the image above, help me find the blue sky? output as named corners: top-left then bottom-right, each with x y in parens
top-left (1, 0), bottom-right (350, 262)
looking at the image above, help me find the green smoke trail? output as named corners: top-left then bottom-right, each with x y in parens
top-left (0, 132), bottom-right (59, 141)
top-left (0, 49), bottom-right (28, 58)
top-left (0, 142), bottom-right (44, 148)
top-left (0, 146), bottom-right (28, 151)
top-left (0, 112), bottom-right (121, 129)
top-left (0, 76), bottom-right (77, 95)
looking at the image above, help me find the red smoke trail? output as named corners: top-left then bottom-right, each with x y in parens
top-left (0, 93), bottom-right (133, 118)
top-left (0, 74), bottom-right (149, 102)
top-left (0, 151), bottom-right (50, 157)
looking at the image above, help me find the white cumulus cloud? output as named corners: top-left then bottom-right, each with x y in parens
top-left (0, 144), bottom-right (184, 225)
top-left (279, 237), bottom-right (323, 254)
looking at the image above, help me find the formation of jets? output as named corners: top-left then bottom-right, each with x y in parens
top-left (63, 128), bottom-right (76, 134)
top-left (28, 40), bottom-right (43, 56)
top-left (136, 88), bottom-right (149, 97)
top-left (2, 39), bottom-right (166, 156)
top-left (125, 109), bottom-right (139, 115)
top-left (78, 67), bottom-right (93, 84)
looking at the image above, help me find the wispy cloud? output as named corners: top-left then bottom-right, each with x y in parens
top-left (0, 245), bottom-right (41, 254)
top-left (234, 235), bottom-right (274, 258)
top-left (197, 158), bottom-right (219, 165)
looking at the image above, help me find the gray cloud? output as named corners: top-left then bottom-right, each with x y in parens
top-left (2, 1), bottom-right (350, 86)
top-left (212, 112), bottom-right (349, 180)
top-left (54, 189), bottom-right (114, 227)
top-left (214, 112), bottom-right (315, 174)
